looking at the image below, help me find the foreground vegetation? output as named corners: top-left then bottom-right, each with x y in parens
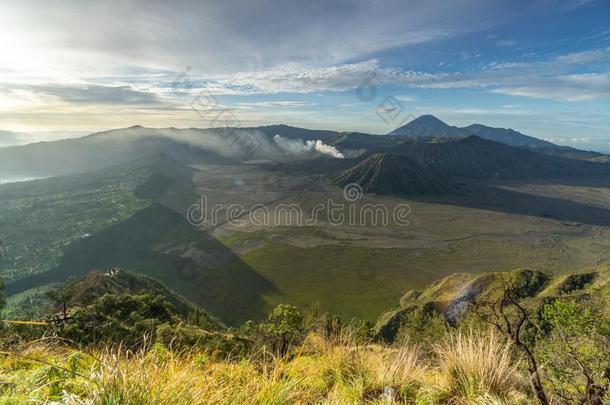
top-left (1, 329), bottom-right (533, 404)
top-left (0, 265), bottom-right (608, 404)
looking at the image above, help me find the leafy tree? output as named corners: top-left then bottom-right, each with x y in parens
top-left (539, 299), bottom-right (610, 404)
top-left (258, 304), bottom-right (304, 356)
top-left (186, 308), bottom-right (218, 331)
top-left (58, 292), bottom-right (178, 344)
top-left (396, 304), bottom-right (448, 348)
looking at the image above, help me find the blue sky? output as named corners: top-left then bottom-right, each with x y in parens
top-left (0, 0), bottom-right (609, 151)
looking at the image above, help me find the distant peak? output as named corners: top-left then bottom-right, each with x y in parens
top-left (387, 114), bottom-right (453, 136)
top-left (408, 115), bottom-right (449, 127)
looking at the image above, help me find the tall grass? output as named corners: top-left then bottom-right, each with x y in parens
top-left (0, 331), bottom-right (530, 404)
top-left (433, 330), bottom-right (526, 403)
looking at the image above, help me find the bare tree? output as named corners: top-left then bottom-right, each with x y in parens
top-left (45, 276), bottom-right (77, 321)
top-left (473, 273), bottom-right (549, 405)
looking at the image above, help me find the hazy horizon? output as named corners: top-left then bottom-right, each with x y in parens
top-left (1, 0), bottom-right (609, 152)
top-left (2, 119), bottom-right (610, 154)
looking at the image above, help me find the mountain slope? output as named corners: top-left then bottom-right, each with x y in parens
top-left (328, 131), bottom-right (400, 153)
top-left (0, 153), bottom-right (188, 285)
top-left (0, 153), bottom-right (277, 325)
top-left (462, 123), bottom-right (556, 148)
top-left (536, 146), bottom-right (610, 163)
top-left (375, 266), bottom-right (610, 342)
top-left (390, 135), bottom-right (609, 179)
top-left (68, 268), bottom-right (223, 331)
top-left (0, 130), bottom-right (25, 148)
top-left (0, 126), bottom-right (234, 178)
top-left (244, 124), bottom-right (337, 141)
top-left (4, 201), bottom-right (277, 325)
top-left (0, 125), bottom-right (350, 178)
top-left (332, 153), bottom-right (458, 195)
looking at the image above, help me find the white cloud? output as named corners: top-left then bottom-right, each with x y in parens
top-left (180, 60), bottom-right (445, 96)
top-left (555, 47), bottom-right (610, 64)
top-left (398, 47), bottom-right (610, 101)
top-left (495, 39), bottom-right (517, 47)
top-left (168, 45), bottom-right (610, 102)
top-left (543, 136), bottom-right (594, 145)
top-left (0, 0), bottom-right (605, 136)
top-left (0, 83), bottom-right (162, 105)
top-left (0, 0), bottom-right (508, 79)
top-left (236, 101), bottom-right (316, 108)
top-left (395, 94), bottom-right (417, 102)
top-left (0, 0), bottom-right (591, 80)
top-left (492, 73), bottom-right (610, 101)
top-left (0, 129), bottom-right (88, 146)
top-left (226, 60), bottom-right (381, 94)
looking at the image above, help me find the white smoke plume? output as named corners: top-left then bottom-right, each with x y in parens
top-left (339, 148), bottom-right (366, 159)
top-left (272, 135), bottom-right (344, 159)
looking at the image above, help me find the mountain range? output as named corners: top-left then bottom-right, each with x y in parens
top-left (1, 115), bottom-right (607, 182)
top-left (387, 135), bottom-right (608, 180)
top-left (387, 114), bottom-right (558, 149)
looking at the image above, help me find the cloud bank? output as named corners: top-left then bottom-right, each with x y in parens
top-left (109, 126), bottom-right (346, 162)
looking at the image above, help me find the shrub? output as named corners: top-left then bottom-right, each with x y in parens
top-left (538, 299), bottom-right (610, 403)
top-left (254, 304), bottom-right (305, 356)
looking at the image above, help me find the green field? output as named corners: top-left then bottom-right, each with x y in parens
top-left (2, 160), bottom-right (610, 325)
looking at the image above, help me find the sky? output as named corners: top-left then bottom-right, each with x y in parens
top-left (0, 0), bottom-right (609, 151)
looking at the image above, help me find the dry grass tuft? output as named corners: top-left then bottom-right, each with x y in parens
top-left (433, 329), bottom-right (525, 403)
top-left (0, 331), bottom-right (531, 404)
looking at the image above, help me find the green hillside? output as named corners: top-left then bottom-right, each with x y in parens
top-left (375, 265), bottom-right (610, 342)
top-left (65, 268), bottom-right (222, 329)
